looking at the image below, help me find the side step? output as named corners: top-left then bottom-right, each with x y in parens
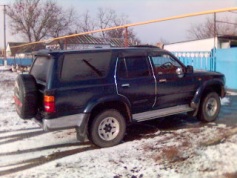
top-left (133, 105), bottom-right (194, 122)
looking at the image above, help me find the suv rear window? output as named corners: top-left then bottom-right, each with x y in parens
top-left (61, 52), bottom-right (111, 81)
top-left (30, 56), bottom-right (52, 82)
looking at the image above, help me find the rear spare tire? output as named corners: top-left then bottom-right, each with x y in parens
top-left (14, 74), bottom-right (38, 119)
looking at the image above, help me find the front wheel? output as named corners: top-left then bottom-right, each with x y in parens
top-left (89, 109), bottom-right (126, 148)
top-left (198, 92), bottom-right (220, 122)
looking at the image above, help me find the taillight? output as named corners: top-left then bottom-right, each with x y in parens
top-left (44, 95), bottom-right (55, 113)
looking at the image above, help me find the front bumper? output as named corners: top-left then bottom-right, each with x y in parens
top-left (221, 86), bottom-right (226, 98)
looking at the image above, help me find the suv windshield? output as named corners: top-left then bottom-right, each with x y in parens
top-left (30, 56), bottom-right (52, 82)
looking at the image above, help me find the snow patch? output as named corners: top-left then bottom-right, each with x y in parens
top-left (221, 97), bottom-right (230, 105)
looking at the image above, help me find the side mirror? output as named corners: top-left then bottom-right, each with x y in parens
top-left (176, 67), bottom-right (184, 78)
top-left (186, 65), bottom-right (194, 73)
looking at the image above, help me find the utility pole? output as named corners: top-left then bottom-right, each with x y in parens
top-left (0, 5), bottom-right (7, 66)
top-left (214, 12), bottom-right (216, 49)
top-left (213, 12), bottom-right (217, 71)
top-left (124, 27), bottom-right (128, 47)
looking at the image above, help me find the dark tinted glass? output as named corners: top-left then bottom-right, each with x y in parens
top-left (30, 56), bottom-right (51, 82)
top-left (118, 56), bottom-right (150, 78)
top-left (61, 52), bottom-right (111, 81)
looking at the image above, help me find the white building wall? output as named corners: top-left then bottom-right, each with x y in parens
top-left (164, 38), bottom-right (218, 52)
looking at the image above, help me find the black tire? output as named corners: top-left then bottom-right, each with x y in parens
top-left (198, 92), bottom-right (220, 122)
top-left (14, 74), bottom-right (38, 119)
top-left (89, 109), bottom-right (126, 148)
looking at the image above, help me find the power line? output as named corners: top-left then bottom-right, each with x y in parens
top-left (228, 10), bottom-right (237, 15)
top-left (216, 20), bottom-right (237, 26)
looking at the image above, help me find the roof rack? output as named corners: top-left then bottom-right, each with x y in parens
top-left (129, 45), bottom-right (160, 48)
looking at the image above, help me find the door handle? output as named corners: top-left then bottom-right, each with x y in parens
top-left (159, 79), bottom-right (167, 83)
top-left (121, 83), bottom-right (130, 88)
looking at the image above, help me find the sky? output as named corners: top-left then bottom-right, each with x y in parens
top-left (0, 0), bottom-right (237, 48)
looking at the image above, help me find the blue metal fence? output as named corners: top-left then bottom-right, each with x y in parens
top-left (173, 51), bottom-right (215, 71)
top-left (0, 58), bottom-right (34, 66)
top-left (173, 49), bottom-right (237, 90)
top-left (215, 48), bottom-right (237, 90)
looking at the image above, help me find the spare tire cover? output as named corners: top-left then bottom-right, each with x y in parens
top-left (14, 74), bottom-right (38, 119)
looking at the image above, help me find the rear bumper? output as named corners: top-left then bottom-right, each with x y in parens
top-left (43, 113), bottom-right (88, 131)
top-left (34, 113), bottom-right (89, 142)
top-left (34, 113), bottom-right (89, 131)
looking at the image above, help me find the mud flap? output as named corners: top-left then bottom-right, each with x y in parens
top-left (76, 126), bottom-right (87, 142)
top-left (75, 115), bottom-right (89, 142)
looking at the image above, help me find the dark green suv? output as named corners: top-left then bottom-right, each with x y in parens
top-left (14, 47), bottom-right (226, 147)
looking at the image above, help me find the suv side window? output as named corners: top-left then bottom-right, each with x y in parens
top-left (150, 53), bottom-right (182, 75)
top-left (30, 56), bottom-right (52, 82)
top-left (118, 56), bottom-right (150, 78)
top-left (61, 52), bottom-right (111, 81)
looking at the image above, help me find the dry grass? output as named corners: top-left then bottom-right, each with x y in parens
top-left (162, 146), bottom-right (180, 162)
top-left (142, 144), bottom-right (155, 152)
top-left (188, 128), bottom-right (201, 134)
top-left (224, 172), bottom-right (237, 178)
top-left (181, 140), bottom-right (190, 147)
top-left (200, 128), bottom-right (237, 147)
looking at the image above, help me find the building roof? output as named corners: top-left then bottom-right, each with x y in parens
top-left (8, 42), bottom-right (45, 56)
top-left (8, 35), bottom-right (135, 56)
top-left (166, 35), bottom-right (237, 46)
top-left (47, 35), bottom-right (133, 47)
top-left (218, 35), bottom-right (237, 41)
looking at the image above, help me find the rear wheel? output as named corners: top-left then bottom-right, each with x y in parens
top-left (198, 92), bottom-right (220, 122)
top-left (89, 109), bottom-right (126, 148)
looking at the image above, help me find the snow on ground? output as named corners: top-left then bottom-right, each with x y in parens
top-left (221, 97), bottom-right (230, 105)
top-left (0, 68), bottom-right (237, 178)
top-left (227, 91), bottom-right (237, 96)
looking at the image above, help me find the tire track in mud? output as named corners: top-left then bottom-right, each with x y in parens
top-left (0, 143), bottom-right (97, 177)
top-left (0, 127), bottom-right (40, 134)
top-left (0, 128), bottom-right (97, 177)
top-left (0, 142), bottom-right (87, 156)
top-left (0, 130), bottom-right (46, 145)
top-left (0, 128), bottom-right (96, 176)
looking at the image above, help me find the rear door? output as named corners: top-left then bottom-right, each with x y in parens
top-left (30, 55), bottom-right (54, 110)
top-left (116, 52), bottom-right (156, 113)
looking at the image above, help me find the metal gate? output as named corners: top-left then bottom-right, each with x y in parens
top-left (173, 51), bottom-right (215, 71)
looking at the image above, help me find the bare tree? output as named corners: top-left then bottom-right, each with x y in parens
top-left (77, 7), bottom-right (141, 44)
top-left (48, 7), bottom-right (76, 38)
top-left (6, 0), bottom-right (76, 42)
top-left (76, 10), bottom-right (96, 33)
top-left (96, 8), bottom-right (117, 38)
top-left (105, 13), bottom-right (140, 44)
top-left (159, 38), bottom-right (169, 45)
top-left (188, 16), bottom-right (237, 40)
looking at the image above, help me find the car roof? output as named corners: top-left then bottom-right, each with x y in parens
top-left (35, 46), bottom-right (165, 56)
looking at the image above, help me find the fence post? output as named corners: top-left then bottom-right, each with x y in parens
top-left (210, 48), bottom-right (217, 71)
